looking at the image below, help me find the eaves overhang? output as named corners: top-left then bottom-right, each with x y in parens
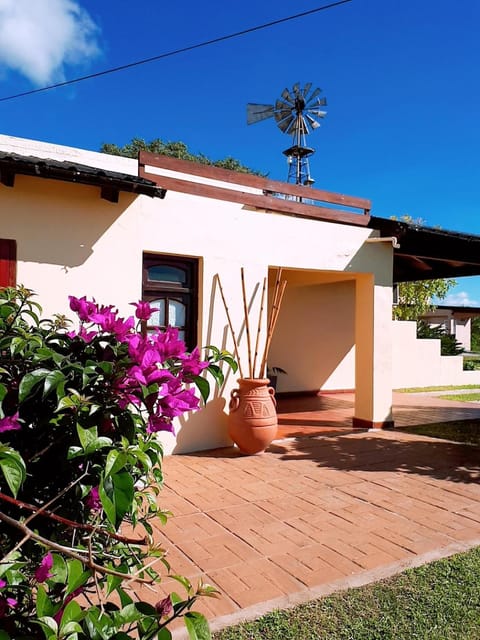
top-left (0, 152), bottom-right (166, 203)
top-left (369, 216), bottom-right (480, 282)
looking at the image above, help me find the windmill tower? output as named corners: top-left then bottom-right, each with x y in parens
top-left (247, 82), bottom-right (327, 185)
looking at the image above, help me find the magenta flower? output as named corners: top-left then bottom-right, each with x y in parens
top-left (0, 412), bottom-right (21, 434)
top-left (34, 552), bottom-right (53, 583)
top-left (85, 487), bottom-right (102, 512)
top-left (0, 595), bottom-right (17, 617)
top-left (67, 326), bottom-right (97, 343)
top-left (153, 327), bottom-right (186, 362)
top-left (147, 415), bottom-right (175, 434)
top-left (157, 387), bottom-right (200, 419)
top-left (155, 595), bottom-right (173, 618)
top-left (131, 301), bottom-right (154, 320)
top-left (69, 295), bottom-right (97, 322)
top-left (179, 347), bottom-right (209, 376)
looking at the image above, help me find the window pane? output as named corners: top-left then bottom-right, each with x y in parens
top-left (148, 265), bottom-right (186, 285)
top-left (147, 298), bottom-right (165, 327)
top-left (168, 299), bottom-right (185, 328)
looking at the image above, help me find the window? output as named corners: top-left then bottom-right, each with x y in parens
top-left (0, 239), bottom-right (16, 288)
top-left (142, 254), bottom-right (198, 350)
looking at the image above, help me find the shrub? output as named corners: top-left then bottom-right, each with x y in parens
top-left (416, 321), bottom-right (465, 356)
top-left (0, 286), bottom-right (236, 639)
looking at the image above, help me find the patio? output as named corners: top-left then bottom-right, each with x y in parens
top-left (136, 392), bottom-right (480, 636)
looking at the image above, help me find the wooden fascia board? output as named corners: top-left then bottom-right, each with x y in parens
top-left (138, 151), bottom-right (371, 214)
top-left (139, 169), bottom-right (371, 226)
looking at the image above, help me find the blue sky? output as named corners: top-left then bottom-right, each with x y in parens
top-left (1, 0), bottom-right (479, 304)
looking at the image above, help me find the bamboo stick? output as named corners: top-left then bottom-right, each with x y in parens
top-left (252, 277), bottom-right (267, 378)
top-left (260, 279), bottom-right (287, 376)
top-left (267, 268), bottom-right (283, 336)
top-left (216, 274), bottom-right (244, 378)
top-left (240, 268), bottom-right (253, 378)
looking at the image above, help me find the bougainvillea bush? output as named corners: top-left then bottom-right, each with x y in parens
top-left (0, 287), bottom-right (236, 639)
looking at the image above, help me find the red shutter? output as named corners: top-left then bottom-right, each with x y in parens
top-left (0, 239), bottom-right (16, 288)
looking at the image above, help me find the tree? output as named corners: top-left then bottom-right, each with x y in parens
top-left (470, 317), bottom-right (480, 352)
top-left (393, 278), bottom-right (457, 320)
top-left (391, 216), bottom-right (457, 320)
top-left (101, 137), bottom-right (264, 175)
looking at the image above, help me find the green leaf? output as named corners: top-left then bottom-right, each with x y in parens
top-left (50, 553), bottom-right (68, 585)
top-left (43, 370), bottom-right (65, 398)
top-left (0, 447), bottom-right (26, 497)
top-left (206, 364), bottom-right (224, 387)
top-left (66, 559), bottom-right (90, 595)
top-left (36, 584), bottom-right (55, 618)
top-left (184, 612), bottom-right (211, 640)
top-left (112, 602), bottom-right (142, 625)
top-left (99, 476), bottom-right (116, 527)
top-left (136, 602), bottom-right (157, 616)
top-left (171, 574), bottom-right (193, 594)
top-left (193, 375), bottom-right (210, 404)
top-left (157, 629), bottom-right (173, 640)
top-left (18, 368), bottom-right (50, 402)
top-left (112, 471), bottom-right (134, 526)
top-left (36, 617), bottom-right (58, 639)
top-left (76, 424), bottom-right (97, 450)
top-left (0, 631), bottom-right (11, 640)
top-left (105, 450), bottom-right (127, 477)
top-left (9, 336), bottom-right (26, 355)
top-left (56, 396), bottom-right (77, 412)
top-left (59, 599), bottom-right (83, 630)
top-left (0, 383), bottom-right (7, 406)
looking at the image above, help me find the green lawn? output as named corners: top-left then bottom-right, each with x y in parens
top-left (399, 420), bottom-right (480, 445)
top-left (438, 393), bottom-right (480, 402)
top-left (213, 548), bottom-right (480, 640)
top-left (396, 384), bottom-right (480, 393)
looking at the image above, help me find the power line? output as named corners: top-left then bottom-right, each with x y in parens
top-left (0, 0), bottom-right (353, 103)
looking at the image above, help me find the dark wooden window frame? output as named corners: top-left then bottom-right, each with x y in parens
top-left (142, 254), bottom-right (198, 350)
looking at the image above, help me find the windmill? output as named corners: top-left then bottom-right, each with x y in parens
top-left (247, 82), bottom-right (327, 185)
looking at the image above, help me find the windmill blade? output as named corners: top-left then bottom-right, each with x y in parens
top-left (305, 113), bottom-right (321, 130)
top-left (281, 88), bottom-right (294, 104)
top-left (277, 114), bottom-right (295, 133)
top-left (275, 98), bottom-right (294, 113)
top-left (302, 82), bottom-right (312, 97)
top-left (274, 109), bottom-right (293, 124)
top-left (315, 97), bottom-right (327, 107)
top-left (309, 109), bottom-right (327, 118)
top-left (246, 103), bottom-right (275, 125)
top-left (292, 82), bottom-right (302, 98)
top-left (304, 87), bottom-right (322, 106)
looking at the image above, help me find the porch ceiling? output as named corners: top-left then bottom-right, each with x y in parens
top-left (369, 216), bottom-right (480, 282)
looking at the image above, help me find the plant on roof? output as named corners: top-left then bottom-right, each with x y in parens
top-left (101, 137), bottom-right (266, 176)
top-left (0, 286), bottom-right (235, 639)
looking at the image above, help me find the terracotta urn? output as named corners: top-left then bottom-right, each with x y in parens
top-left (228, 378), bottom-right (278, 454)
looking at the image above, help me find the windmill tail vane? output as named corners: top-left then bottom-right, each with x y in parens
top-left (247, 82), bottom-right (327, 186)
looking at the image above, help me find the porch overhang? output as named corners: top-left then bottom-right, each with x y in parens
top-left (369, 216), bottom-right (480, 282)
top-left (0, 152), bottom-right (166, 203)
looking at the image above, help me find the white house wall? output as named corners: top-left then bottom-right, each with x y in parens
top-left (0, 135), bottom-right (392, 452)
top-left (269, 277), bottom-right (356, 393)
top-left (392, 320), bottom-right (480, 387)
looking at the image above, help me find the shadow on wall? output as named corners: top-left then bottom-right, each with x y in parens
top-left (174, 397), bottom-right (230, 454)
top-left (1, 177), bottom-right (137, 267)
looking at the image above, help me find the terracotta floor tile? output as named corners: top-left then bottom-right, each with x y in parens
top-left (153, 393), bottom-right (480, 632)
